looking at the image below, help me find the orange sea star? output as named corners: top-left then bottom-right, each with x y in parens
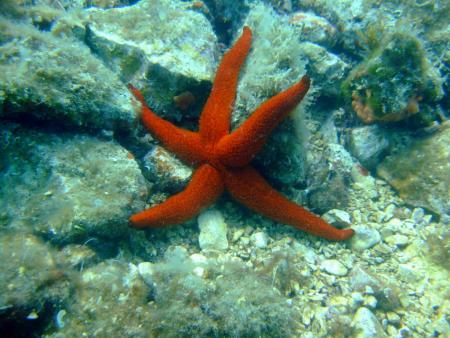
top-left (129, 27), bottom-right (354, 241)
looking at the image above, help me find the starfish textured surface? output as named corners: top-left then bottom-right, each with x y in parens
top-left (129, 27), bottom-right (354, 241)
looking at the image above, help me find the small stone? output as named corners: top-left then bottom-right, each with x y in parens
top-left (320, 259), bottom-right (348, 276)
top-left (322, 209), bottom-right (352, 228)
top-left (198, 209), bottom-right (228, 251)
top-left (164, 246), bottom-right (188, 261)
top-left (352, 307), bottom-right (387, 338)
top-left (386, 311), bottom-right (401, 325)
top-left (411, 208), bottom-right (425, 223)
top-left (250, 231), bottom-right (269, 248)
top-left (137, 262), bottom-right (155, 286)
top-left (383, 204), bottom-right (396, 221)
top-left (384, 234), bottom-right (409, 248)
top-left (398, 262), bottom-right (422, 283)
top-left (363, 295), bottom-right (378, 309)
top-left (232, 229), bottom-right (245, 242)
top-left (350, 226), bottom-right (381, 251)
top-left (189, 253), bottom-right (207, 264)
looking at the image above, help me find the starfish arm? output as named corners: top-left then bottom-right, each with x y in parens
top-left (223, 166), bottom-right (354, 241)
top-left (199, 26), bottom-right (252, 144)
top-left (216, 76), bottom-right (310, 167)
top-left (130, 164), bottom-right (224, 228)
top-left (129, 85), bottom-right (205, 165)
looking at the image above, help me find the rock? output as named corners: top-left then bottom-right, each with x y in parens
top-left (0, 19), bottom-right (136, 132)
top-left (320, 259), bottom-right (348, 276)
top-left (350, 226), bottom-right (381, 251)
top-left (384, 234), bottom-right (409, 248)
top-left (350, 267), bottom-right (401, 311)
top-left (289, 11), bottom-right (337, 48)
top-left (0, 233), bottom-right (72, 323)
top-left (343, 32), bottom-right (443, 126)
top-left (0, 123), bottom-right (146, 242)
top-left (323, 209), bottom-right (352, 228)
top-left (251, 231), bottom-right (269, 248)
top-left (53, 0), bottom-right (217, 118)
top-left (50, 260), bottom-right (152, 336)
top-left (377, 126), bottom-right (450, 220)
top-left (349, 125), bottom-right (389, 169)
top-left (137, 262), bottom-right (155, 286)
top-left (61, 244), bottom-right (98, 269)
top-left (142, 146), bottom-right (192, 192)
top-left (300, 42), bottom-right (350, 97)
top-left (198, 209), bottom-right (228, 251)
top-left (351, 307), bottom-right (387, 338)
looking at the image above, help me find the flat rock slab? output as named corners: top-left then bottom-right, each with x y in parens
top-left (377, 126), bottom-right (449, 220)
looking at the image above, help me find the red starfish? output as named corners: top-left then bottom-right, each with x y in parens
top-left (128, 27), bottom-right (354, 241)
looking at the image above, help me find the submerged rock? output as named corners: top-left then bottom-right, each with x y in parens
top-left (377, 125), bottom-right (450, 221)
top-left (0, 18), bottom-right (136, 132)
top-left (352, 307), bottom-right (387, 338)
top-left (48, 260), bottom-right (152, 337)
top-left (0, 123), bottom-right (146, 243)
top-left (53, 0), bottom-right (217, 119)
top-left (0, 232), bottom-right (72, 327)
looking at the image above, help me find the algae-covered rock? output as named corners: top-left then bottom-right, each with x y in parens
top-left (0, 123), bottom-right (146, 243)
top-left (48, 261), bottom-right (152, 337)
top-left (0, 232), bottom-right (72, 325)
top-left (0, 18), bottom-right (136, 132)
top-left (377, 125), bottom-right (450, 220)
top-left (53, 0), bottom-right (217, 119)
top-left (343, 33), bottom-right (443, 126)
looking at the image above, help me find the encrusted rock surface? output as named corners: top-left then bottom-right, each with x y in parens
top-left (0, 19), bottom-right (136, 132)
top-left (0, 123), bottom-right (146, 242)
top-left (377, 125), bottom-right (450, 221)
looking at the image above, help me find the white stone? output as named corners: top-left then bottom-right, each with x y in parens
top-left (385, 234), bottom-right (409, 248)
top-left (198, 209), bottom-right (228, 251)
top-left (352, 307), bottom-right (387, 338)
top-left (320, 259), bottom-right (348, 276)
top-left (137, 262), bottom-right (155, 285)
top-left (323, 209), bottom-right (352, 227)
top-left (350, 226), bottom-right (381, 251)
top-left (251, 231), bottom-right (269, 248)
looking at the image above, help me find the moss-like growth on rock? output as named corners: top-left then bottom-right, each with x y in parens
top-left (343, 32), bottom-right (443, 126)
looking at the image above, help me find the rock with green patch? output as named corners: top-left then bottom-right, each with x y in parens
top-left (343, 33), bottom-right (443, 126)
top-left (0, 123), bottom-right (146, 243)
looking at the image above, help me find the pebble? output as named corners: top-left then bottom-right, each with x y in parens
top-left (322, 209), bottom-right (352, 228)
top-left (137, 262), bottom-right (155, 286)
top-left (232, 229), bottom-right (244, 242)
top-left (386, 311), bottom-right (401, 326)
top-left (350, 226), bottom-right (381, 251)
top-left (363, 295), bottom-right (378, 309)
top-left (320, 259), bottom-right (348, 276)
top-left (198, 209), bottom-right (228, 251)
top-left (384, 234), bottom-right (409, 248)
top-left (351, 307), bottom-right (387, 338)
top-left (250, 231), bottom-right (269, 248)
